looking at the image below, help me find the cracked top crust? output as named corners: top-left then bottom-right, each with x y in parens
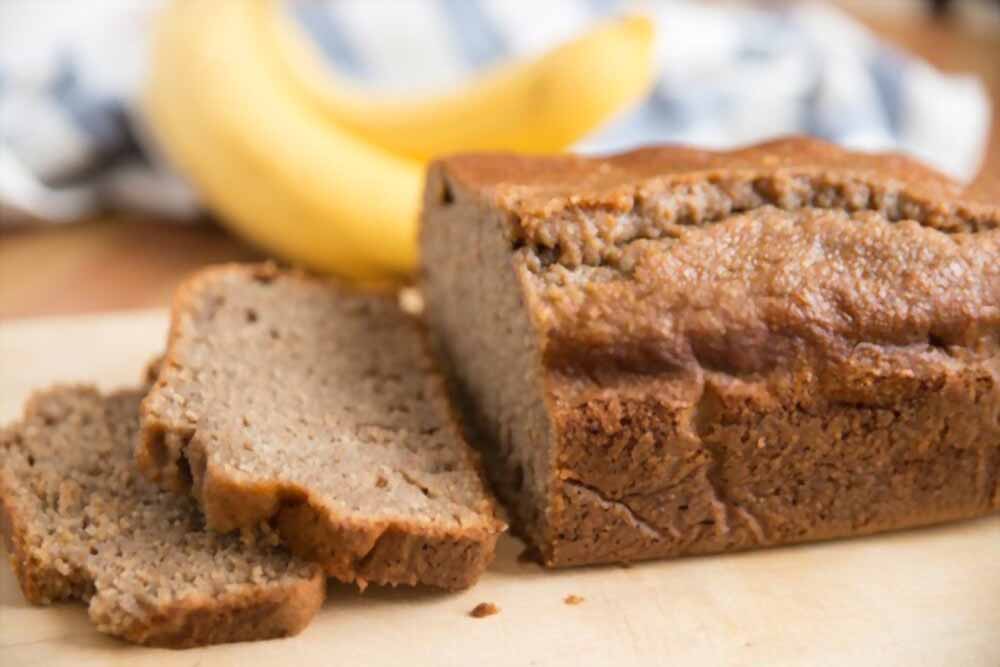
top-left (430, 137), bottom-right (1000, 378)
top-left (435, 136), bottom-right (992, 229)
top-left (423, 136), bottom-right (1000, 567)
top-left (137, 264), bottom-right (505, 589)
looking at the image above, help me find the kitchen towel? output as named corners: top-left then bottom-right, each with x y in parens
top-left (0, 0), bottom-right (990, 224)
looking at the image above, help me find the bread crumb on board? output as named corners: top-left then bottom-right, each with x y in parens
top-left (398, 287), bottom-right (424, 315)
top-left (563, 594), bottom-right (585, 606)
top-left (469, 602), bottom-right (500, 618)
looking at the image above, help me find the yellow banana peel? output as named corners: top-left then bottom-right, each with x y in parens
top-left (264, 2), bottom-right (656, 160)
top-left (146, 0), bottom-right (422, 280)
top-left (144, 0), bottom-right (656, 282)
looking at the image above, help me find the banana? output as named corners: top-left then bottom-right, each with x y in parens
top-left (145, 0), bottom-right (422, 281)
top-left (263, 3), bottom-right (656, 161)
top-left (144, 0), bottom-right (656, 282)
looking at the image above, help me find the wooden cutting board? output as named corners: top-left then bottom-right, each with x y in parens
top-left (1, 310), bottom-right (997, 667)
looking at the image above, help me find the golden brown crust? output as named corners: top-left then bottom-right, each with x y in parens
top-left (108, 575), bottom-right (325, 648)
top-left (432, 136), bottom-right (997, 252)
top-left (430, 137), bottom-right (1000, 376)
top-left (138, 263), bottom-right (505, 590)
top-left (436, 136), bottom-right (977, 211)
top-left (142, 354), bottom-right (165, 385)
top-left (542, 367), bottom-right (1000, 566)
top-left (183, 452), bottom-right (501, 590)
top-left (430, 139), bottom-right (1000, 381)
top-left (421, 136), bottom-right (1000, 568)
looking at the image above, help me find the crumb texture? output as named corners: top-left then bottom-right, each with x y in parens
top-left (0, 386), bottom-right (324, 648)
top-left (421, 136), bottom-right (1000, 567)
top-left (138, 264), bottom-right (504, 589)
top-left (469, 602), bottom-right (499, 618)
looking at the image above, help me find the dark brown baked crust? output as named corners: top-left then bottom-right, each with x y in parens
top-left (421, 136), bottom-right (1000, 567)
top-left (138, 264), bottom-right (505, 590)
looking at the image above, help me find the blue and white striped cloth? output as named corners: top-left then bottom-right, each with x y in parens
top-left (0, 0), bottom-right (990, 224)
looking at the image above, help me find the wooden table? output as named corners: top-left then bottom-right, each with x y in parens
top-left (1, 1), bottom-right (998, 320)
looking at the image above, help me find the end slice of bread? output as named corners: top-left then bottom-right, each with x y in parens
top-left (0, 385), bottom-right (325, 648)
top-left (137, 264), bottom-right (505, 590)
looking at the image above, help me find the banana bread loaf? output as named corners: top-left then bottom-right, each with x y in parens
top-left (137, 264), bottom-right (505, 589)
top-left (420, 136), bottom-right (1000, 567)
top-left (0, 386), bottom-right (324, 647)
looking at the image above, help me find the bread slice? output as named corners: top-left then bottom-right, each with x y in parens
top-left (420, 136), bottom-right (1000, 567)
top-left (137, 264), bottom-right (505, 590)
top-left (0, 386), bottom-right (325, 648)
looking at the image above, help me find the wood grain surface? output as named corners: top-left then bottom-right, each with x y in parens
top-left (0, 1), bottom-right (997, 320)
top-left (0, 218), bottom-right (261, 320)
top-left (0, 311), bottom-right (997, 666)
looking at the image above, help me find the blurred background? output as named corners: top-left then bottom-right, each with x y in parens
top-left (1, 0), bottom-right (998, 319)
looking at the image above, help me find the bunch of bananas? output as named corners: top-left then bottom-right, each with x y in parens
top-left (144, 0), bottom-right (655, 282)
